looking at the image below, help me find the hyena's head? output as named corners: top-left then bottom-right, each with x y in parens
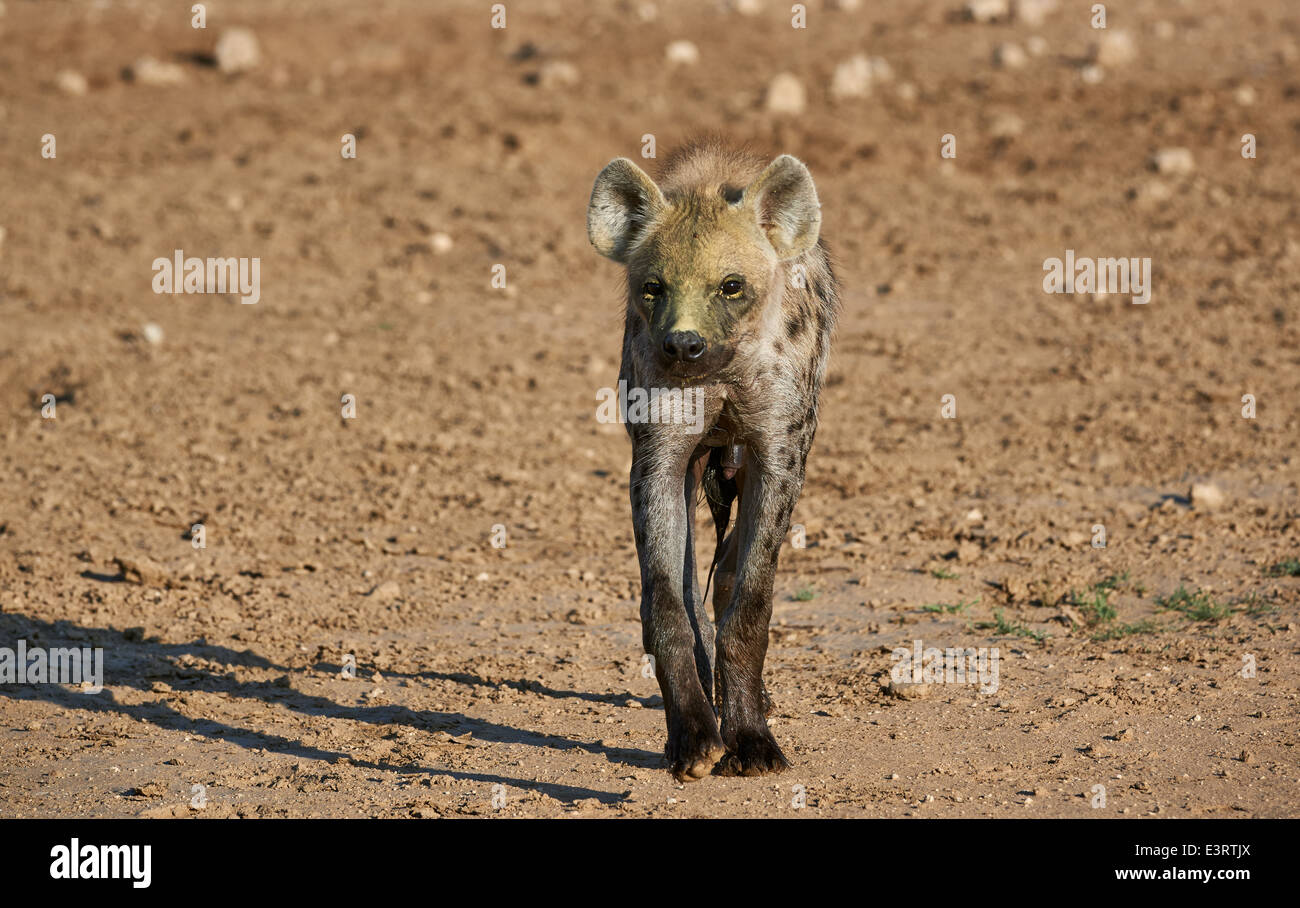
top-left (587, 153), bottom-right (821, 379)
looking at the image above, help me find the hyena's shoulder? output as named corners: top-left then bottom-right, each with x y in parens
top-left (782, 238), bottom-right (840, 350)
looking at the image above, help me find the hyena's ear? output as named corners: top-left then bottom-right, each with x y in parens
top-left (587, 158), bottom-right (667, 263)
top-left (744, 154), bottom-right (822, 261)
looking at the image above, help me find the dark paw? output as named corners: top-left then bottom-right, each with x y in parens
top-left (714, 728), bottom-right (789, 777)
top-left (666, 716), bottom-right (725, 783)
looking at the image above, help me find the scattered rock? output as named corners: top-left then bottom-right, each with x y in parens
top-left (114, 556), bottom-right (167, 586)
top-left (430, 232), bottom-right (454, 254)
top-left (1150, 147), bottom-right (1195, 176)
top-left (215, 28), bottom-right (260, 74)
top-left (367, 580), bottom-right (401, 601)
top-left (130, 56), bottom-right (187, 86)
top-left (56, 70), bottom-right (88, 96)
top-left (1025, 35), bottom-right (1049, 57)
top-left (993, 42), bottom-right (1028, 70)
top-left (1003, 575), bottom-right (1030, 602)
top-left (1080, 64), bottom-right (1104, 85)
top-left (1016, 0), bottom-right (1057, 27)
top-left (966, 0), bottom-right (1010, 24)
top-left (1233, 85), bottom-right (1256, 106)
top-left (1057, 604), bottom-right (1084, 626)
top-left (885, 680), bottom-right (931, 700)
top-left (539, 60), bottom-right (579, 88)
top-left (1091, 30), bottom-right (1137, 67)
top-left (830, 54), bottom-right (872, 100)
top-left (565, 606), bottom-right (604, 625)
top-left (142, 323), bottom-right (164, 346)
top-left (766, 72), bottom-right (806, 115)
top-left (126, 781), bottom-right (168, 798)
top-left (665, 40), bottom-right (699, 66)
top-left (1189, 482), bottom-right (1225, 510)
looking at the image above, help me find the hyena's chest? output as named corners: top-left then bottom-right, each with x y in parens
top-left (620, 323), bottom-right (829, 453)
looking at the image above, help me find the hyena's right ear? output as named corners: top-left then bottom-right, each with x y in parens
top-left (587, 158), bottom-right (666, 263)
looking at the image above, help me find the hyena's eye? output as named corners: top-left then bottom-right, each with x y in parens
top-left (641, 279), bottom-right (663, 300)
top-left (720, 275), bottom-right (745, 298)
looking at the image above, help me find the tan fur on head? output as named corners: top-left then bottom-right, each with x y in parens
top-left (587, 148), bottom-right (821, 265)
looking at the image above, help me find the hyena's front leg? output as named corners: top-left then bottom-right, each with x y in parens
top-left (631, 437), bottom-right (724, 782)
top-left (714, 450), bottom-right (803, 776)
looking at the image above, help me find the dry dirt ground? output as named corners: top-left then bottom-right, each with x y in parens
top-left (1, 0), bottom-right (1298, 818)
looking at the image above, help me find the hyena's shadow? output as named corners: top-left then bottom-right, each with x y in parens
top-left (0, 614), bottom-right (649, 804)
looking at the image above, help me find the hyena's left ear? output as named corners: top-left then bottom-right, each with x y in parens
top-left (588, 158), bottom-right (667, 263)
top-left (745, 155), bottom-right (822, 261)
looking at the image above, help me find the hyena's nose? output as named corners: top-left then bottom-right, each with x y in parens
top-left (662, 330), bottom-right (707, 363)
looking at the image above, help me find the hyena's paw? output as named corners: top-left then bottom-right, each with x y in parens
top-left (666, 711), bottom-right (725, 782)
top-left (714, 727), bottom-right (789, 777)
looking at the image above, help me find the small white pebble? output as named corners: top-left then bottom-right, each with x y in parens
top-left (766, 72), bottom-right (806, 116)
top-left (1092, 30), bottom-right (1137, 67)
top-left (665, 40), bottom-right (699, 66)
top-left (966, 0), bottom-right (1009, 24)
top-left (539, 60), bottom-right (579, 88)
top-left (56, 70), bottom-right (88, 96)
top-left (215, 27), bottom-right (260, 74)
top-left (1152, 147), bottom-right (1195, 176)
top-left (830, 55), bottom-right (872, 100)
top-left (994, 43), bottom-right (1028, 70)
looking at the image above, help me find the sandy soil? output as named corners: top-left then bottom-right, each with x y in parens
top-left (1, 0), bottom-right (1297, 818)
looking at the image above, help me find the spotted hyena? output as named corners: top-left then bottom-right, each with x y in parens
top-left (587, 141), bottom-right (838, 780)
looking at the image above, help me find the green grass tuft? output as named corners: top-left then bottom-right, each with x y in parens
top-left (1155, 585), bottom-right (1233, 622)
top-left (976, 608), bottom-right (1047, 641)
top-left (922, 597), bottom-right (978, 614)
top-left (1265, 558), bottom-right (1300, 578)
